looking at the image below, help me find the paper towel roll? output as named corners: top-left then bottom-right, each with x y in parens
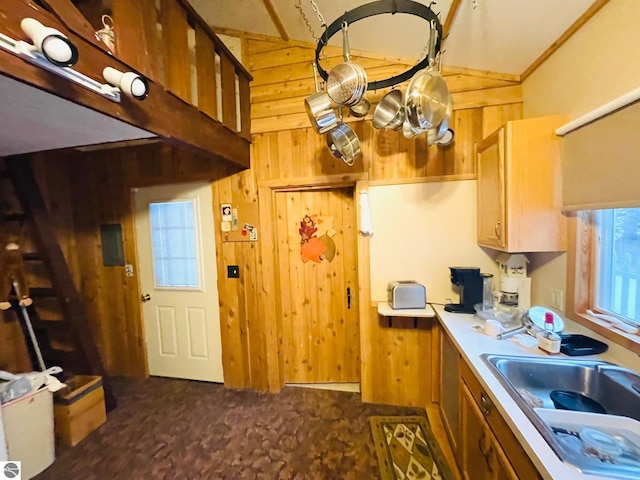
top-left (359, 190), bottom-right (374, 236)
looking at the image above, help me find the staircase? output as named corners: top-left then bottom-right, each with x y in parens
top-left (0, 158), bottom-right (116, 411)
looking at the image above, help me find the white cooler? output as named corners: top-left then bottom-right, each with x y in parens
top-left (2, 387), bottom-right (55, 479)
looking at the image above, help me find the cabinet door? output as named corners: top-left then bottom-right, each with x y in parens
top-left (460, 382), bottom-right (493, 480)
top-left (460, 383), bottom-right (518, 480)
top-left (439, 328), bottom-right (460, 459)
top-left (476, 129), bottom-right (506, 249)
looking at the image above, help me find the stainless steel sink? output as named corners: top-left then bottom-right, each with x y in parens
top-left (481, 354), bottom-right (640, 478)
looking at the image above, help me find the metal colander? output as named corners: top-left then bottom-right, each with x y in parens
top-left (326, 22), bottom-right (367, 107)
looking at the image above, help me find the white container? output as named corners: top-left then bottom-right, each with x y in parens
top-left (536, 331), bottom-right (561, 354)
top-left (2, 387), bottom-right (55, 479)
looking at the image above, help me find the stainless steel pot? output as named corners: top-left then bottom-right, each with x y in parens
top-left (427, 95), bottom-right (454, 145)
top-left (326, 22), bottom-right (368, 108)
top-left (402, 117), bottom-right (422, 139)
top-left (404, 21), bottom-right (450, 132)
top-left (404, 67), bottom-right (449, 131)
top-left (326, 121), bottom-right (361, 166)
top-left (304, 62), bottom-right (337, 134)
top-left (373, 89), bottom-right (405, 131)
top-left (349, 96), bottom-right (371, 118)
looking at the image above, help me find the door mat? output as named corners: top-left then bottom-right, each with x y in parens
top-left (370, 415), bottom-right (454, 480)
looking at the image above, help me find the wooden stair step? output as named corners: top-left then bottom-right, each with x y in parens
top-left (6, 157), bottom-right (116, 411)
top-left (31, 319), bottom-right (70, 332)
top-left (29, 287), bottom-right (57, 298)
top-left (0, 213), bottom-right (26, 222)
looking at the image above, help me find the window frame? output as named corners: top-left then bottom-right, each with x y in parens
top-left (566, 211), bottom-right (640, 354)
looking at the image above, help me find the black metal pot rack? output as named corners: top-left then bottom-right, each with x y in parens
top-left (314, 0), bottom-right (443, 90)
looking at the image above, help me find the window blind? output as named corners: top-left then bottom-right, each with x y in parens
top-left (559, 98), bottom-right (640, 211)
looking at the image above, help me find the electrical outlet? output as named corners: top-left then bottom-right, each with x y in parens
top-left (549, 288), bottom-right (564, 310)
top-left (227, 265), bottom-right (239, 278)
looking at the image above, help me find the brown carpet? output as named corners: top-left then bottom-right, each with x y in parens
top-left (35, 377), bottom-right (426, 480)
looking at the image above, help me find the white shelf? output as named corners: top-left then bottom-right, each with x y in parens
top-left (377, 302), bottom-right (436, 318)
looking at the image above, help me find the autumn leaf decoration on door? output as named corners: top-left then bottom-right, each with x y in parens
top-left (299, 214), bottom-right (337, 263)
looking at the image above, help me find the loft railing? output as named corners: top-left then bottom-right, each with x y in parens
top-left (105, 0), bottom-right (252, 140)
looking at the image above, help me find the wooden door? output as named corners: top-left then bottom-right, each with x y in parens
top-left (275, 187), bottom-right (359, 384)
top-left (133, 183), bottom-right (223, 382)
top-left (477, 128), bottom-right (506, 250)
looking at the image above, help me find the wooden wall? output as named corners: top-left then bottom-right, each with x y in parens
top-left (1, 33), bottom-right (523, 402)
top-left (11, 145), bottom-right (267, 389)
top-left (243, 35), bottom-right (524, 406)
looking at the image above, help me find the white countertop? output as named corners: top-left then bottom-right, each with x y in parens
top-left (434, 304), bottom-right (635, 480)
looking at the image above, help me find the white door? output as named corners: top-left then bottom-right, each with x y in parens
top-left (133, 183), bottom-right (223, 382)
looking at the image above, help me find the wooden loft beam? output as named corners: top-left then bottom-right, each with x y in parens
top-left (0, 0), bottom-right (250, 169)
top-left (263, 0), bottom-right (290, 42)
top-left (37, 0), bottom-right (106, 51)
top-left (443, 0), bottom-right (462, 40)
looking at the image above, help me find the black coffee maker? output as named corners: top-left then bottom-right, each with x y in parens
top-left (444, 267), bottom-right (483, 314)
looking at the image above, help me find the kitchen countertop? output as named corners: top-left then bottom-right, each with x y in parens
top-left (434, 304), bottom-right (637, 480)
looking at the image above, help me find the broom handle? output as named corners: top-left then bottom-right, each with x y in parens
top-left (12, 280), bottom-right (46, 371)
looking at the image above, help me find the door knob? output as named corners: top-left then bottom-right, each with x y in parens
top-left (141, 293), bottom-right (151, 302)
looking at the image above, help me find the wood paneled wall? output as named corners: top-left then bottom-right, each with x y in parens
top-left (244, 35), bottom-right (524, 405)
top-left (2, 33), bottom-right (523, 402)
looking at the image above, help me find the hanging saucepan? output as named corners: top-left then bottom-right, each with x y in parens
top-left (326, 21), bottom-right (368, 108)
top-left (350, 96), bottom-right (371, 118)
top-left (373, 89), bottom-right (405, 131)
top-left (404, 21), bottom-right (450, 132)
top-left (427, 95), bottom-right (454, 145)
top-left (304, 62), bottom-right (338, 134)
top-left (402, 117), bottom-right (422, 139)
top-left (326, 110), bottom-right (361, 166)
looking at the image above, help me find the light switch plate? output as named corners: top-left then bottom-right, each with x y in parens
top-left (549, 288), bottom-right (564, 310)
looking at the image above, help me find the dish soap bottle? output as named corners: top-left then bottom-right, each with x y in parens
top-left (537, 311), bottom-right (561, 354)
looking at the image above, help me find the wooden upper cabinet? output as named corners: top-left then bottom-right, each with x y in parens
top-left (476, 116), bottom-right (567, 253)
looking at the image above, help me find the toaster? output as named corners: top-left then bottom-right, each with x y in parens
top-left (387, 281), bottom-right (426, 309)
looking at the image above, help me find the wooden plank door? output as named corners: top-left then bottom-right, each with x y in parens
top-left (275, 187), bottom-right (360, 383)
top-left (133, 182), bottom-right (223, 382)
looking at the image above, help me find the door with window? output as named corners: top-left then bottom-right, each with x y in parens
top-left (133, 183), bottom-right (223, 382)
top-left (275, 187), bottom-right (360, 384)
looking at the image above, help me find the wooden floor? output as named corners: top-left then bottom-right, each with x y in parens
top-left (426, 405), bottom-right (463, 480)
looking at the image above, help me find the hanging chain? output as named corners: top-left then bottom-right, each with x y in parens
top-left (295, 0), bottom-right (327, 43)
top-left (415, 4), bottom-right (439, 65)
top-left (296, 0), bottom-right (330, 66)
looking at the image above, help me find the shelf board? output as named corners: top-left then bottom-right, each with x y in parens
top-left (377, 302), bottom-right (436, 318)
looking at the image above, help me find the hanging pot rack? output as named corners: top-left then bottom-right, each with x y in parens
top-left (314, 0), bottom-right (443, 90)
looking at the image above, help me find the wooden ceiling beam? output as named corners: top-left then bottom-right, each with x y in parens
top-left (521, 0), bottom-right (610, 80)
top-left (262, 0), bottom-right (290, 42)
top-left (443, 0), bottom-right (462, 40)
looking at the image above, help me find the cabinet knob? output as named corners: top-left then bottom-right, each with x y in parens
top-left (494, 221), bottom-right (502, 240)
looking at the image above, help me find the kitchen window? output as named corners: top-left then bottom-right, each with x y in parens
top-left (595, 208), bottom-right (640, 323)
top-left (566, 209), bottom-right (640, 354)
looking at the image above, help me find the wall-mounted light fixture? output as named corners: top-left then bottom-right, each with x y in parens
top-left (20, 18), bottom-right (79, 67)
top-left (103, 67), bottom-right (149, 101)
